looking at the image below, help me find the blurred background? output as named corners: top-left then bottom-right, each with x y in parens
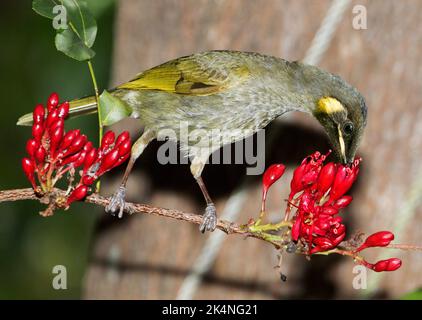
top-left (0, 0), bottom-right (421, 299)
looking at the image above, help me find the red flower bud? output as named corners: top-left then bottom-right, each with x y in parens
top-left (312, 225), bottom-right (326, 236)
top-left (83, 141), bottom-right (93, 152)
top-left (356, 231), bottom-right (394, 252)
top-left (46, 109), bottom-right (59, 128)
top-left (96, 149), bottom-right (120, 176)
top-left (313, 237), bottom-right (334, 251)
top-left (332, 232), bottom-right (346, 245)
top-left (289, 151), bottom-right (330, 199)
top-left (372, 258), bottom-right (402, 272)
top-left (60, 129), bottom-right (78, 151)
top-left (62, 135), bottom-right (87, 157)
top-left (32, 123), bottom-right (43, 142)
top-left (330, 166), bottom-right (347, 196)
top-left (263, 164), bottom-right (286, 191)
top-left (115, 131), bottom-right (130, 146)
top-left (333, 195), bottom-right (353, 209)
top-left (289, 162), bottom-right (307, 199)
top-left (73, 151), bottom-right (87, 168)
top-left (101, 131), bottom-right (115, 150)
top-left (82, 175), bottom-right (95, 185)
top-left (66, 185), bottom-right (88, 206)
top-left (291, 215), bottom-right (302, 241)
top-left (261, 164), bottom-right (285, 212)
top-left (118, 140), bottom-right (131, 157)
top-left (22, 158), bottom-right (36, 189)
top-left (332, 224), bottom-right (346, 236)
top-left (49, 119), bottom-right (64, 134)
top-left (319, 206), bottom-right (338, 215)
top-left (61, 151), bottom-right (83, 166)
top-left (329, 160), bottom-right (360, 202)
top-left (47, 92), bottom-right (59, 111)
top-left (33, 104), bottom-right (45, 125)
top-left (83, 148), bottom-right (98, 173)
top-left (57, 102), bottom-right (69, 119)
top-left (50, 125), bottom-right (64, 156)
top-left (299, 192), bottom-right (314, 212)
top-left (26, 139), bottom-right (39, 158)
top-left (35, 146), bottom-right (46, 163)
top-left (317, 162), bottom-right (336, 194)
top-left (316, 219), bottom-right (330, 231)
top-left (113, 152), bottom-right (130, 168)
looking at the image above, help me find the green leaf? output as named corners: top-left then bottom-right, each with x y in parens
top-left (32, 0), bottom-right (97, 61)
top-left (61, 0), bottom-right (97, 48)
top-left (55, 30), bottom-right (93, 62)
top-left (55, 29), bottom-right (95, 61)
top-left (32, 0), bottom-right (59, 19)
top-left (99, 91), bottom-right (132, 126)
top-left (32, 0), bottom-right (57, 19)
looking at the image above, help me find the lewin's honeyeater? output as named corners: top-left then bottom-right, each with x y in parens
top-left (18, 50), bottom-right (368, 232)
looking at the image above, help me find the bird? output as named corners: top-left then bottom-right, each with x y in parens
top-left (17, 50), bottom-right (367, 233)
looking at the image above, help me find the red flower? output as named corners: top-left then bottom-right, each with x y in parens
top-left (328, 158), bottom-right (361, 202)
top-left (66, 185), bottom-right (88, 206)
top-left (289, 151), bottom-right (330, 200)
top-left (261, 164), bottom-right (285, 212)
top-left (287, 151), bottom-right (361, 254)
top-left (355, 231), bottom-right (395, 252)
top-left (252, 150), bottom-right (403, 273)
top-left (316, 162), bottom-right (337, 196)
top-left (371, 258), bottom-right (402, 272)
top-left (22, 92), bottom-right (132, 207)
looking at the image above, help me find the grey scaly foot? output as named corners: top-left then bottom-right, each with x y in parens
top-left (105, 185), bottom-right (127, 218)
top-left (199, 203), bottom-right (217, 233)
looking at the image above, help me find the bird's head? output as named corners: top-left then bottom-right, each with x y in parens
top-left (298, 64), bottom-right (367, 164)
top-left (313, 94), bottom-right (367, 164)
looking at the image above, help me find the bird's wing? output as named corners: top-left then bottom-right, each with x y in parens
top-left (117, 53), bottom-right (250, 96)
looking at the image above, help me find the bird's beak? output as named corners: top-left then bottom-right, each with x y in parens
top-left (337, 125), bottom-right (347, 164)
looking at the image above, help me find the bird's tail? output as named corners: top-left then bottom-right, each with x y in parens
top-left (16, 95), bottom-right (98, 126)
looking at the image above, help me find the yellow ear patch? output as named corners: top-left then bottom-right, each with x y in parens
top-left (317, 97), bottom-right (345, 115)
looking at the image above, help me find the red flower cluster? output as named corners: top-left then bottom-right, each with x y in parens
top-left (22, 92), bottom-right (131, 207)
top-left (259, 151), bottom-right (402, 272)
top-left (287, 151), bottom-right (359, 254)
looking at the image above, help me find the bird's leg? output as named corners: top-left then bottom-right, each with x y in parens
top-left (190, 156), bottom-right (217, 233)
top-left (196, 176), bottom-right (217, 233)
top-left (105, 129), bottom-right (155, 218)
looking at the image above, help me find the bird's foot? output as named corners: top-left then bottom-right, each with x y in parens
top-left (105, 185), bottom-right (128, 218)
top-left (199, 203), bottom-right (217, 233)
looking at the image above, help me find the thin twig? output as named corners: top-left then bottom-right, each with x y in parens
top-left (0, 188), bottom-right (284, 248)
top-left (2, 188), bottom-right (421, 253)
top-left (386, 244), bottom-right (422, 251)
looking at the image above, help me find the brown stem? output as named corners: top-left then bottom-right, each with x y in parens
top-left (0, 188), bottom-right (285, 248)
top-left (386, 244), bottom-right (422, 251)
top-left (2, 188), bottom-right (421, 253)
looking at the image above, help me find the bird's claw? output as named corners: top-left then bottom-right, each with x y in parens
top-left (105, 185), bottom-right (127, 218)
top-left (199, 203), bottom-right (217, 233)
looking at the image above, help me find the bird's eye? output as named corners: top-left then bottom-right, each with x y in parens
top-left (343, 122), bottom-right (354, 135)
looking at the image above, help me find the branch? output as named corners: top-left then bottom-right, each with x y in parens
top-left (0, 188), bottom-right (284, 248)
top-left (3, 188), bottom-right (421, 253)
